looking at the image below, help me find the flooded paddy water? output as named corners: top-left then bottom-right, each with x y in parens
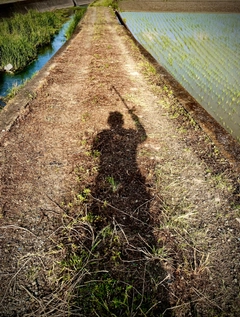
top-left (121, 12), bottom-right (240, 143)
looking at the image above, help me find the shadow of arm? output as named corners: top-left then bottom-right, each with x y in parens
top-left (112, 85), bottom-right (147, 142)
top-left (128, 108), bottom-right (147, 142)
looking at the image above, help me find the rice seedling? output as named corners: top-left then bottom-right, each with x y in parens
top-left (120, 12), bottom-right (240, 142)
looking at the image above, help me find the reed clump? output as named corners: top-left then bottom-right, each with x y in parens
top-left (65, 7), bottom-right (87, 40)
top-left (0, 10), bottom-right (68, 72)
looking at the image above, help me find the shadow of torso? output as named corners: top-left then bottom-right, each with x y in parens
top-left (90, 112), bottom-right (151, 230)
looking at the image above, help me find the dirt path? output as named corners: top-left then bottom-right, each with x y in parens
top-left (0, 7), bottom-right (239, 316)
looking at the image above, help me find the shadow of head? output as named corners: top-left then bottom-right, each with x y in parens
top-left (107, 111), bottom-right (124, 129)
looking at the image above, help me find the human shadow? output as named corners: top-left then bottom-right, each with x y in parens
top-left (90, 107), bottom-right (151, 234)
top-left (76, 87), bottom-right (172, 316)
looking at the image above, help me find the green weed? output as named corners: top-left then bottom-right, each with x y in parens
top-left (76, 188), bottom-right (91, 203)
top-left (92, 150), bottom-right (101, 158)
top-left (140, 60), bottom-right (157, 76)
top-left (91, 0), bottom-right (118, 9)
top-left (106, 176), bottom-right (120, 192)
top-left (4, 82), bottom-right (22, 100)
top-left (209, 173), bottom-right (233, 192)
top-left (65, 7), bottom-right (86, 40)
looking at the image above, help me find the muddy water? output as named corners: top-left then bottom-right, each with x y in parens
top-left (0, 18), bottom-right (71, 106)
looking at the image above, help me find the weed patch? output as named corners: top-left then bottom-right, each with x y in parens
top-left (91, 0), bottom-right (118, 9)
top-left (0, 8), bottom-right (85, 73)
top-left (65, 7), bottom-right (87, 40)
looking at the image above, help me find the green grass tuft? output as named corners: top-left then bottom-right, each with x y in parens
top-left (65, 7), bottom-right (87, 40)
top-left (91, 0), bottom-right (118, 9)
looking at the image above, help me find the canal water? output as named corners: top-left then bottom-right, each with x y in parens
top-left (0, 18), bottom-right (71, 106)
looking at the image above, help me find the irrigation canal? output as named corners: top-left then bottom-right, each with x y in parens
top-left (0, 18), bottom-right (72, 106)
top-left (0, 0), bottom-right (92, 106)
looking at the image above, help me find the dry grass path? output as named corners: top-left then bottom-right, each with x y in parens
top-left (0, 6), bottom-right (239, 316)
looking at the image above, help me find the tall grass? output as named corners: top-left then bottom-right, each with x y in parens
top-left (91, 0), bottom-right (118, 9)
top-left (65, 7), bottom-right (87, 40)
top-left (0, 10), bottom-right (67, 72)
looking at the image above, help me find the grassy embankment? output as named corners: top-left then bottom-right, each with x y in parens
top-left (0, 7), bottom-right (86, 73)
top-left (0, 7), bottom-right (86, 106)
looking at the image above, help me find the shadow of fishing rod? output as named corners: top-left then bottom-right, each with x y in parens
top-left (112, 85), bottom-right (147, 139)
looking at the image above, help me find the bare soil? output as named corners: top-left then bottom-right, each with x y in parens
top-left (0, 6), bottom-right (240, 316)
top-left (119, 0), bottom-right (240, 13)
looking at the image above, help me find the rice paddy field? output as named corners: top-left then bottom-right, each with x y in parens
top-left (120, 12), bottom-right (240, 143)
